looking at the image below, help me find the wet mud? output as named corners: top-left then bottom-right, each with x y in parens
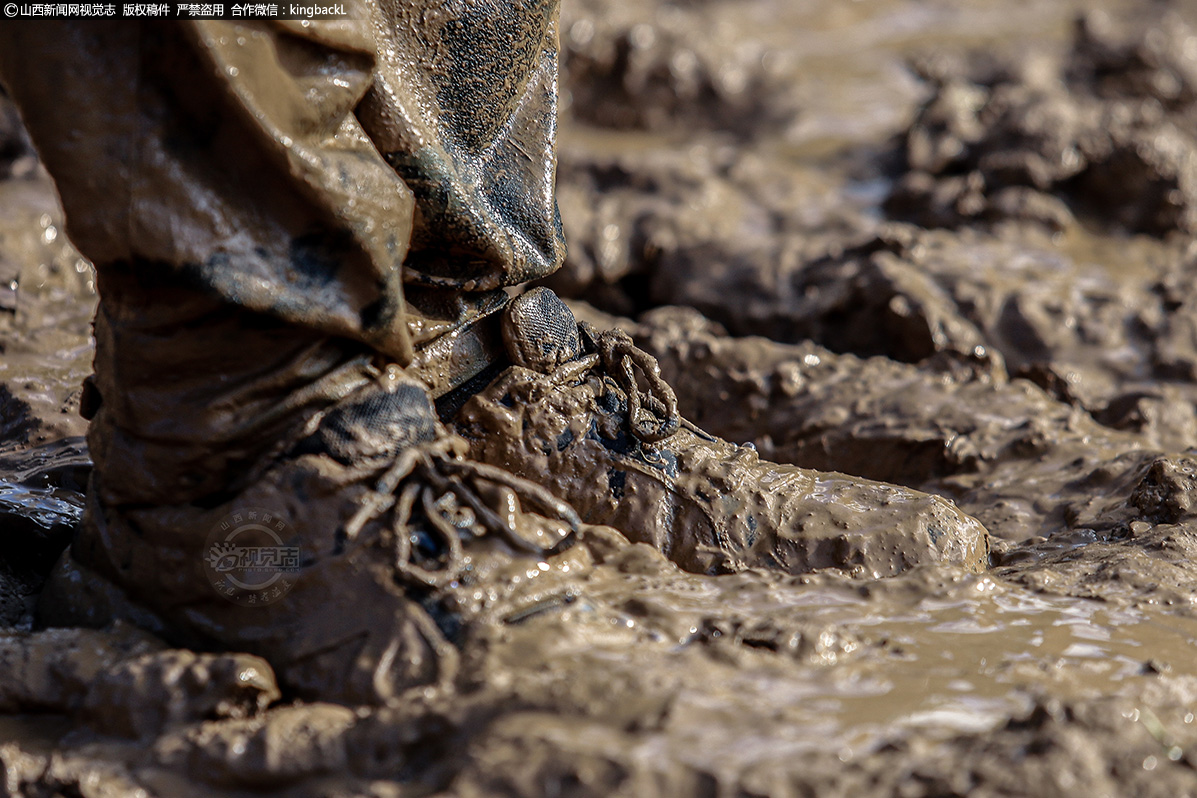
top-left (5, 1), bottom-right (1197, 796)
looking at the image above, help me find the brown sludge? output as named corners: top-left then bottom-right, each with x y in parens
top-left (6, 1), bottom-right (1197, 797)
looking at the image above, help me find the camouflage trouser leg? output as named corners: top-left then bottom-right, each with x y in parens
top-left (0, 7), bottom-right (564, 506)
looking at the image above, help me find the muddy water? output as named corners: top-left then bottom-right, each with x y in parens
top-left (502, 561), bottom-right (1197, 743)
top-left (4, 1), bottom-right (1197, 796)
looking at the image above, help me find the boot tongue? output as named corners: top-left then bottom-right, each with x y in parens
top-left (501, 288), bottom-right (583, 374)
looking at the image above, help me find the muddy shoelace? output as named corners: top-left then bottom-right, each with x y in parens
top-left (579, 322), bottom-right (681, 445)
top-left (344, 436), bottom-right (581, 588)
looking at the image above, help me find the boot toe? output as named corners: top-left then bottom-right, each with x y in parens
top-left (764, 476), bottom-right (990, 577)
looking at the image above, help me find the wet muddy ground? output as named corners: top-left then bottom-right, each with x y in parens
top-left (5, 1), bottom-right (1197, 795)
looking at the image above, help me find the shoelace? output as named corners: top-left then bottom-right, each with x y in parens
top-left (344, 436), bottom-right (581, 588)
top-left (580, 323), bottom-right (681, 445)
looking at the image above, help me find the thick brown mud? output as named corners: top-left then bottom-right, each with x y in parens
top-left (5, 1), bottom-right (1197, 796)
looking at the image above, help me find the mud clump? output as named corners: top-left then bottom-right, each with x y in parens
top-left (1130, 455), bottom-right (1197, 524)
top-left (560, 0), bottom-right (794, 137)
top-left (84, 648), bottom-right (280, 739)
top-left (887, 11), bottom-right (1197, 237)
top-left (549, 139), bottom-right (868, 321)
top-left (0, 624), bottom-right (279, 736)
top-left (618, 213), bottom-right (1197, 454)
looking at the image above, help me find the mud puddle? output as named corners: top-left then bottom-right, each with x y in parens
top-left (507, 561), bottom-right (1197, 751)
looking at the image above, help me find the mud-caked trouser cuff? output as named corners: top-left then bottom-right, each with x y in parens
top-left (0, 9), bottom-right (566, 361)
top-left (0, 6), bottom-right (566, 501)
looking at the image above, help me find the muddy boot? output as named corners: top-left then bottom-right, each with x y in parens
top-left (454, 288), bottom-right (991, 577)
top-left (41, 365), bottom-right (607, 706)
